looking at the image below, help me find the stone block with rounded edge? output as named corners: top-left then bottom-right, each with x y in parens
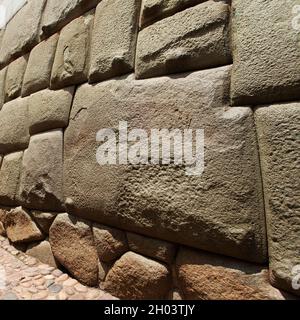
top-left (135, 1), bottom-right (231, 79)
top-left (255, 103), bottom-right (300, 296)
top-left (49, 213), bottom-right (98, 286)
top-left (50, 11), bottom-right (94, 89)
top-left (26, 240), bottom-right (58, 268)
top-left (64, 65), bottom-right (267, 263)
top-left (22, 34), bottom-right (59, 97)
top-left (18, 130), bottom-right (64, 212)
top-left (0, 67), bottom-right (7, 110)
top-left (231, 0), bottom-right (300, 106)
top-left (28, 87), bottom-right (74, 135)
top-left (0, 152), bottom-right (23, 206)
top-left (31, 211), bottom-right (60, 234)
top-left (88, 0), bottom-right (140, 83)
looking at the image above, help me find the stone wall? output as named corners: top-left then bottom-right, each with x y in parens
top-left (0, 0), bottom-right (299, 299)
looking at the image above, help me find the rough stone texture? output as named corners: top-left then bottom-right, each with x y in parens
top-left (18, 130), bottom-right (64, 212)
top-left (140, 0), bottom-right (206, 28)
top-left (0, 152), bottom-right (23, 206)
top-left (64, 65), bottom-right (267, 263)
top-left (5, 55), bottom-right (28, 101)
top-left (103, 252), bottom-right (171, 299)
top-left (88, 0), bottom-right (140, 83)
top-left (93, 224), bottom-right (128, 262)
top-left (231, 0), bottom-right (300, 105)
top-left (28, 88), bottom-right (74, 135)
top-left (98, 260), bottom-right (111, 282)
top-left (0, 0), bottom-right (47, 67)
top-left (0, 67), bottom-right (7, 110)
top-left (26, 240), bottom-right (58, 268)
top-left (255, 103), bottom-right (300, 296)
top-left (127, 232), bottom-right (176, 264)
top-left (51, 11), bottom-right (94, 89)
top-left (5, 207), bottom-right (44, 243)
top-left (0, 206), bottom-right (10, 224)
top-left (0, 221), bottom-right (5, 236)
top-left (41, 0), bottom-right (101, 38)
top-left (136, 1), bottom-right (231, 79)
top-left (49, 213), bottom-right (98, 286)
top-left (176, 247), bottom-right (295, 300)
top-left (31, 211), bottom-right (59, 234)
top-left (0, 98), bottom-right (30, 154)
top-left (22, 34), bottom-right (59, 97)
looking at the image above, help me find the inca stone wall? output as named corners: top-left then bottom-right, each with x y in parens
top-left (0, 0), bottom-right (299, 300)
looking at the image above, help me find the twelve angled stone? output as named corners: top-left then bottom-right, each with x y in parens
top-left (64, 65), bottom-right (267, 263)
top-left (18, 129), bottom-right (64, 211)
top-left (255, 103), bottom-right (300, 296)
top-left (135, 1), bottom-right (231, 79)
top-left (88, 0), bottom-right (140, 83)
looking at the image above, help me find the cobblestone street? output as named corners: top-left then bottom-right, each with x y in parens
top-left (0, 236), bottom-right (116, 300)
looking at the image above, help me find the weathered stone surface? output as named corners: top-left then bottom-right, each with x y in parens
top-left (22, 34), bottom-right (59, 97)
top-left (0, 0), bottom-right (46, 66)
top-left (0, 152), bottom-right (23, 206)
top-left (231, 0), bottom-right (300, 105)
top-left (18, 130), bottom-right (64, 211)
top-left (127, 232), bottom-right (176, 264)
top-left (5, 55), bottom-right (28, 101)
top-left (26, 240), bottom-right (58, 268)
top-left (103, 252), bottom-right (171, 299)
top-left (49, 213), bottom-right (98, 286)
top-left (0, 221), bottom-right (5, 236)
top-left (31, 211), bottom-right (59, 234)
top-left (0, 67), bottom-right (7, 110)
top-left (5, 207), bottom-right (44, 243)
top-left (0, 206), bottom-right (10, 223)
top-left (255, 103), bottom-right (300, 296)
top-left (136, 1), bottom-right (231, 79)
top-left (88, 0), bottom-right (140, 83)
top-left (0, 98), bottom-right (29, 154)
top-left (140, 0), bottom-right (206, 28)
top-left (41, 0), bottom-right (101, 38)
top-left (64, 66), bottom-right (267, 263)
top-left (98, 260), bottom-right (111, 282)
top-left (176, 247), bottom-right (295, 300)
top-left (93, 224), bottom-right (128, 262)
top-left (28, 88), bottom-right (74, 134)
top-left (51, 11), bottom-right (94, 89)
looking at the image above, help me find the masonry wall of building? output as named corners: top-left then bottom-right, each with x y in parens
top-left (0, 0), bottom-right (299, 300)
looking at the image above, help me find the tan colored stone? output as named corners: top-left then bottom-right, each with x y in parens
top-left (0, 221), bottom-right (5, 236)
top-left (22, 34), bottom-right (59, 97)
top-left (127, 232), bottom-right (176, 264)
top-left (103, 251), bottom-right (171, 299)
top-left (0, 206), bottom-right (11, 223)
top-left (18, 130), bottom-right (64, 211)
top-left (255, 103), bottom-right (300, 296)
top-left (28, 88), bottom-right (74, 135)
top-left (31, 211), bottom-right (59, 234)
top-left (176, 247), bottom-right (294, 300)
top-left (98, 260), bottom-right (111, 282)
top-left (93, 223), bottom-right (128, 262)
top-left (49, 213), bottom-right (98, 286)
top-left (26, 240), bottom-right (58, 268)
top-left (5, 207), bottom-right (44, 243)
top-left (64, 66), bottom-right (267, 263)
top-left (0, 152), bottom-right (23, 206)
top-left (136, 1), bottom-right (231, 79)
top-left (0, 67), bottom-right (7, 110)
top-left (51, 11), bottom-right (94, 89)
top-left (5, 55), bottom-right (28, 101)
top-left (88, 0), bottom-right (140, 83)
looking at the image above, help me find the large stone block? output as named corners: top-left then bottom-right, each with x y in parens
top-left (255, 103), bottom-right (300, 296)
top-left (49, 213), bottom-right (98, 286)
top-left (176, 247), bottom-right (295, 300)
top-left (5, 55), bottom-right (28, 101)
top-left (88, 0), bottom-right (140, 83)
top-left (18, 130), bottom-right (64, 211)
top-left (41, 0), bottom-right (101, 38)
top-left (0, 152), bottom-right (23, 206)
top-left (22, 34), bottom-right (59, 97)
top-left (103, 252), bottom-right (171, 299)
top-left (0, 0), bottom-right (47, 67)
top-left (28, 88), bottom-right (74, 135)
top-left (135, 1), bottom-right (231, 79)
top-left (50, 11), bottom-right (94, 89)
top-left (231, 0), bottom-right (300, 105)
top-left (64, 65), bottom-right (267, 263)
top-left (0, 98), bottom-right (30, 154)
top-left (0, 67), bottom-right (7, 110)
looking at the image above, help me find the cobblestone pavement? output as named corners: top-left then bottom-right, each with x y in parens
top-left (0, 236), bottom-right (117, 300)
